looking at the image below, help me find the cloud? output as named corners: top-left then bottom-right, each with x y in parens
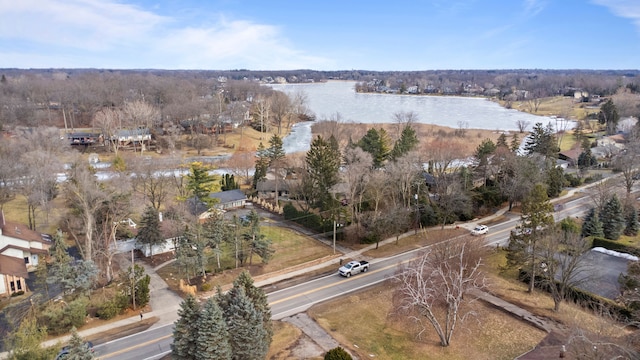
top-left (523, 0), bottom-right (547, 17)
top-left (0, 0), bottom-right (168, 50)
top-left (592, 0), bottom-right (640, 32)
top-left (0, 0), bottom-right (331, 69)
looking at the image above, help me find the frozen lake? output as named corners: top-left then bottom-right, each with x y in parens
top-left (271, 81), bottom-right (555, 154)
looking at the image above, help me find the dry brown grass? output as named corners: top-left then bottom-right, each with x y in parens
top-left (308, 284), bottom-right (546, 360)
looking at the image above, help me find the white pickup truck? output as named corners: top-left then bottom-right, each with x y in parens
top-left (339, 260), bottom-right (369, 277)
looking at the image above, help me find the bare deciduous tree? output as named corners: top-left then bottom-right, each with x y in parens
top-left (537, 228), bottom-right (593, 311)
top-left (516, 119), bottom-right (530, 133)
top-left (392, 238), bottom-right (487, 347)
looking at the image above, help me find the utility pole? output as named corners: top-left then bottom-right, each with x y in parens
top-left (131, 248), bottom-right (136, 310)
top-left (333, 221), bottom-right (337, 254)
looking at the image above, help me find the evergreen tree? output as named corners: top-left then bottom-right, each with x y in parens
top-left (172, 294), bottom-right (201, 360)
top-left (598, 99), bottom-right (620, 135)
top-left (197, 298), bottom-right (232, 360)
top-left (253, 142), bottom-right (269, 189)
top-left (507, 183), bottom-right (555, 293)
top-left (232, 271), bottom-right (273, 343)
top-left (136, 206), bottom-right (163, 257)
top-left (65, 328), bottom-right (95, 360)
top-left (220, 174), bottom-right (239, 191)
top-left (510, 133), bottom-right (520, 153)
top-left (220, 287), bottom-right (269, 360)
top-left (624, 204), bottom-right (639, 236)
top-left (266, 134), bottom-right (286, 205)
top-left (241, 210), bottom-right (274, 265)
top-left (120, 264), bottom-right (151, 308)
top-left (325, 347), bottom-right (353, 360)
top-left (601, 194), bottom-right (625, 240)
top-left (186, 162), bottom-right (218, 207)
top-left (5, 307), bottom-right (47, 359)
top-left (496, 133), bottom-right (508, 148)
top-left (581, 207), bottom-right (604, 238)
top-left (357, 128), bottom-right (391, 168)
top-left (524, 122), bottom-right (559, 159)
top-left (545, 166), bottom-right (565, 198)
top-left (390, 124), bottom-right (418, 160)
top-left (306, 135), bottom-right (341, 210)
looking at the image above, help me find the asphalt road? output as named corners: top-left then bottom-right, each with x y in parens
top-left (94, 186), bottom-right (637, 359)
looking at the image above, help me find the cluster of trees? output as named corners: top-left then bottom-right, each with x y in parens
top-left (257, 114), bottom-right (584, 246)
top-left (172, 271), bottom-right (271, 360)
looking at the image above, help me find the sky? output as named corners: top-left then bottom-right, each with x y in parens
top-left (0, 0), bottom-right (639, 71)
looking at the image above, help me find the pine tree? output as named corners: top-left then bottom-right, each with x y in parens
top-left (186, 162), bottom-right (218, 207)
top-left (221, 287), bottom-right (269, 360)
top-left (306, 135), bottom-right (341, 210)
top-left (357, 128), bottom-right (391, 168)
top-left (598, 99), bottom-right (620, 135)
top-left (601, 194), bottom-right (625, 240)
top-left (136, 206), bottom-right (163, 257)
top-left (508, 183), bottom-right (555, 293)
top-left (325, 347), bottom-right (353, 360)
top-left (220, 174), bottom-right (239, 191)
top-left (172, 294), bottom-right (201, 360)
top-left (390, 124), bottom-right (418, 160)
top-left (65, 328), bottom-right (95, 360)
top-left (581, 208), bottom-right (604, 238)
top-left (253, 142), bottom-right (269, 189)
top-left (510, 133), bottom-right (520, 153)
top-left (496, 133), bottom-right (508, 148)
top-left (624, 205), bottom-right (639, 236)
top-left (196, 298), bottom-right (232, 360)
top-left (232, 271), bottom-right (273, 343)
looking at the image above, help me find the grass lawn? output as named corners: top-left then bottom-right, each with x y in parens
top-left (308, 283), bottom-right (546, 360)
top-left (156, 224), bottom-right (335, 293)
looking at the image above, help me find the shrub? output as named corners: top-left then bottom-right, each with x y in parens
top-left (96, 299), bottom-right (120, 320)
top-left (564, 173), bottom-right (582, 187)
top-left (200, 283), bottom-right (212, 292)
top-left (325, 347), bottom-right (353, 360)
top-left (41, 297), bottom-right (89, 335)
top-left (10, 290), bottom-right (24, 297)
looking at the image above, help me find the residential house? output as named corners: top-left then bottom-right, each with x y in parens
top-left (208, 189), bottom-right (248, 211)
top-left (111, 128), bottom-right (152, 149)
top-left (0, 211), bottom-right (51, 297)
top-left (256, 179), bottom-right (296, 200)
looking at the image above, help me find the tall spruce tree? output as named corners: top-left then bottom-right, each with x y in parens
top-left (357, 128), bottom-right (391, 168)
top-left (598, 99), bottom-right (620, 135)
top-left (220, 287), bottom-right (269, 360)
top-left (624, 204), bottom-right (639, 236)
top-left (306, 135), bottom-right (341, 210)
top-left (136, 206), bottom-right (163, 257)
top-left (172, 294), bottom-right (201, 360)
top-left (266, 134), bottom-right (286, 205)
top-left (197, 297), bottom-right (232, 360)
top-left (253, 142), bottom-right (269, 189)
top-left (390, 125), bottom-right (418, 160)
top-left (232, 271), bottom-right (273, 343)
top-left (66, 328), bottom-right (95, 360)
top-left (507, 183), bottom-right (555, 293)
top-left (581, 207), bottom-right (604, 238)
top-left (601, 194), bottom-right (625, 240)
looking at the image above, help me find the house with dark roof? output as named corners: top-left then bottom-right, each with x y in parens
top-left (208, 189), bottom-right (247, 211)
top-left (0, 211), bottom-right (51, 297)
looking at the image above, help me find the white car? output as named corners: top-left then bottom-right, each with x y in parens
top-left (471, 225), bottom-right (489, 235)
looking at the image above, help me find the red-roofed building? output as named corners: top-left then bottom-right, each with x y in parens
top-left (0, 211), bottom-right (51, 297)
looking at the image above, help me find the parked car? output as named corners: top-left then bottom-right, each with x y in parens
top-left (55, 341), bottom-right (94, 360)
top-left (471, 225), bottom-right (489, 235)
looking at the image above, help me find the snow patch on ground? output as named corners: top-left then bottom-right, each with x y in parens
top-left (592, 247), bottom-right (639, 261)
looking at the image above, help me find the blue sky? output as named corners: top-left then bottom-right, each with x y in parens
top-left (1, 0), bottom-right (639, 70)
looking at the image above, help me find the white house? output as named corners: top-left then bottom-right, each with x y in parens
top-left (0, 211), bottom-right (51, 297)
